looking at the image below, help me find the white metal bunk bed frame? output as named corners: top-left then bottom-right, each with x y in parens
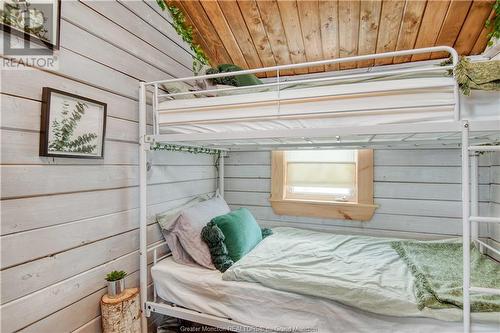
top-left (138, 46), bottom-right (500, 333)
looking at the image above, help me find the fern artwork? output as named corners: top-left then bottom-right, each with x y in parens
top-left (40, 88), bottom-right (107, 159)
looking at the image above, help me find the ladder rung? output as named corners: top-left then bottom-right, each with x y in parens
top-left (470, 287), bottom-right (500, 296)
top-left (475, 239), bottom-right (500, 256)
top-left (468, 146), bottom-right (500, 152)
top-left (469, 216), bottom-right (500, 224)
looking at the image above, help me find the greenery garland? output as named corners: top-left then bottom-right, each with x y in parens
top-left (155, 0), bottom-right (209, 67)
top-left (486, 0), bottom-right (500, 46)
top-left (152, 143), bottom-right (221, 155)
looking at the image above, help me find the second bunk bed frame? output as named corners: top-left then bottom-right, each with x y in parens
top-left (138, 46), bottom-right (500, 333)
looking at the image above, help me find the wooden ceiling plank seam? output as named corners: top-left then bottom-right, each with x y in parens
top-left (256, 0), bottom-right (295, 76)
top-left (374, 0), bottom-right (406, 66)
top-left (297, 0), bottom-right (325, 73)
top-left (387, 0), bottom-right (407, 66)
top-left (393, 0), bottom-right (428, 64)
top-left (431, 0), bottom-right (473, 59)
top-left (338, 0), bottom-right (361, 70)
top-left (200, 0), bottom-right (248, 68)
top-left (276, 0), bottom-right (309, 75)
top-left (176, 0), bottom-right (232, 65)
top-left (454, 0), bottom-right (495, 56)
top-left (470, 7), bottom-right (496, 55)
top-left (357, 0), bottom-right (383, 68)
top-left (319, 0), bottom-right (340, 71)
top-left (354, 0), bottom-right (363, 69)
top-left (411, 0), bottom-right (451, 62)
top-left (236, 0), bottom-right (277, 77)
top-left (217, 0), bottom-right (262, 70)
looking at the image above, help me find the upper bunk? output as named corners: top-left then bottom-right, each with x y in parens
top-left (141, 46), bottom-right (500, 150)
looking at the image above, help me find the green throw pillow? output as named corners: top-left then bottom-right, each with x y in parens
top-left (201, 208), bottom-right (273, 272)
top-left (207, 64), bottom-right (263, 87)
top-left (211, 208), bottom-right (262, 262)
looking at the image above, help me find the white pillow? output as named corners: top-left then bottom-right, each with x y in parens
top-left (156, 195), bottom-right (209, 266)
top-left (175, 196), bottom-right (230, 269)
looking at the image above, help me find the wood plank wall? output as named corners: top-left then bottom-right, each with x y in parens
top-left (1, 1), bottom-right (217, 332)
top-left (224, 149), bottom-right (495, 239)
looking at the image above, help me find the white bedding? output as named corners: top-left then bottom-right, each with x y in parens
top-left (151, 256), bottom-right (500, 333)
top-left (156, 71), bottom-right (500, 141)
top-left (157, 78), bottom-right (456, 132)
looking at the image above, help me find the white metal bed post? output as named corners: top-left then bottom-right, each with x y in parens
top-left (471, 153), bottom-right (480, 249)
top-left (139, 82), bottom-right (148, 333)
top-left (462, 121), bottom-right (471, 333)
top-left (218, 151), bottom-right (224, 197)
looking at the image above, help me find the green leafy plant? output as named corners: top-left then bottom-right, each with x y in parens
top-left (0, 0), bottom-right (49, 41)
top-left (486, 0), bottom-right (500, 46)
top-left (105, 270), bottom-right (127, 282)
top-left (155, 0), bottom-right (209, 67)
top-left (152, 143), bottom-right (220, 155)
top-left (49, 101), bottom-right (98, 154)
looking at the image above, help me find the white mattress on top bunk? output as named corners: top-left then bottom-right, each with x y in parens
top-left (157, 76), bottom-right (459, 135)
top-left (151, 256), bottom-right (500, 333)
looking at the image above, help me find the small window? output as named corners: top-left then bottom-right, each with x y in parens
top-left (270, 149), bottom-right (377, 221)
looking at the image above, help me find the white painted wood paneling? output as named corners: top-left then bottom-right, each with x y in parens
top-left (489, 153), bottom-right (500, 242)
top-left (224, 149), bottom-right (493, 238)
top-left (0, 1), bottom-right (211, 332)
top-left (62, 0), bottom-right (191, 78)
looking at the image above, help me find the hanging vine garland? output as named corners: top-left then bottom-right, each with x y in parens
top-left (486, 0), bottom-right (500, 46)
top-left (155, 0), bottom-right (209, 67)
top-left (152, 143), bottom-right (221, 155)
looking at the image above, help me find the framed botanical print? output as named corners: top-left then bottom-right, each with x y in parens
top-left (40, 88), bottom-right (107, 159)
top-left (0, 0), bottom-right (61, 51)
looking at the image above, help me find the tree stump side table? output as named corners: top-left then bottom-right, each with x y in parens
top-left (101, 287), bottom-right (141, 333)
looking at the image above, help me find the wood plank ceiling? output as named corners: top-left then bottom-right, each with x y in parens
top-left (168, 0), bottom-right (495, 77)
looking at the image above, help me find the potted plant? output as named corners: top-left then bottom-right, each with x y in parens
top-left (105, 270), bottom-right (127, 298)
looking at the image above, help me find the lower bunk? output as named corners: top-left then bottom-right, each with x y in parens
top-left (150, 227), bottom-right (500, 333)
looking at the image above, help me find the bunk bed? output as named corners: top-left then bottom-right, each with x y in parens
top-left (138, 46), bottom-right (500, 333)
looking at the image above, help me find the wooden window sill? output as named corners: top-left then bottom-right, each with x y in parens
top-left (270, 198), bottom-right (378, 221)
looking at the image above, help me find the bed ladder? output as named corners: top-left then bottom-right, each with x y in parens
top-left (462, 121), bottom-right (500, 333)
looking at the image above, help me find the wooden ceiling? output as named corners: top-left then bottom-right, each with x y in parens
top-left (169, 0), bottom-right (496, 76)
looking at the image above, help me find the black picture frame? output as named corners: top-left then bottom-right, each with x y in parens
top-left (1, 0), bottom-right (61, 51)
top-left (40, 87), bottom-right (107, 159)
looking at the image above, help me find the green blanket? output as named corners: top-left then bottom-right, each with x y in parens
top-left (454, 58), bottom-right (500, 96)
top-left (391, 240), bottom-right (500, 312)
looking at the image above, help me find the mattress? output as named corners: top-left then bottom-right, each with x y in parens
top-left (156, 74), bottom-right (499, 145)
top-left (157, 77), bottom-right (457, 133)
top-left (151, 256), bottom-right (500, 333)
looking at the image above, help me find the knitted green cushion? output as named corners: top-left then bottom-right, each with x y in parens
top-left (201, 223), bottom-right (233, 272)
top-left (207, 64), bottom-right (263, 87)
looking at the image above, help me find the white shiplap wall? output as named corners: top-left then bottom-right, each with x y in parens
top-left (1, 1), bottom-right (217, 332)
top-left (224, 149), bottom-right (494, 239)
top-left (490, 152), bottom-right (500, 242)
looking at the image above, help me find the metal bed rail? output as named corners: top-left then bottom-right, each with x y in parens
top-left (146, 46), bottom-right (459, 85)
top-left (462, 131), bottom-right (500, 333)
